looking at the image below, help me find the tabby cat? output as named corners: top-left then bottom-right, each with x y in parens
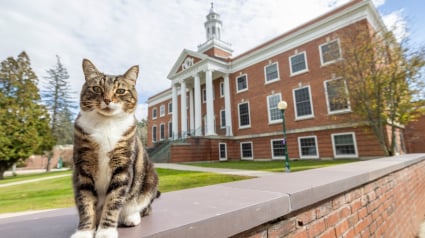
top-left (71, 59), bottom-right (160, 238)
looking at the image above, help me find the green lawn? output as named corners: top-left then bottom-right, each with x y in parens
top-left (184, 159), bottom-right (359, 172)
top-left (0, 168), bottom-right (251, 214)
top-left (0, 170), bottom-right (71, 185)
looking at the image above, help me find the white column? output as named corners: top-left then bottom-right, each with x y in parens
top-left (189, 87), bottom-right (194, 135)
top-left (171, 84), bottom-right (178, 139)
top-left (223, 74), bottom-right (233, 136)
top-left (205, 69), bottom-right (215, 136)
top-left (194, 73), bottom-right (202, 136)
top-left (180, 80), bottom-right (187, 138)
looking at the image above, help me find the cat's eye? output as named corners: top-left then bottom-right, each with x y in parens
top-left (92, 86), bottom-right (102, 94)
top-left (116, 89), bottom-right (126, 94)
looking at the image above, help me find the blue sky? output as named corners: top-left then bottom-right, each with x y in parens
top-left (0, 0), bottom-right (423, 120)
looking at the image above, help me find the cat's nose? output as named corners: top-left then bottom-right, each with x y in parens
top-left (104, 99), bottom-right (111, 105)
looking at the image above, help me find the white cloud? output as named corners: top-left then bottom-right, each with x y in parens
top-left (0, 0), bottom-right (407, 120)
top-left (381, 9), bottom-right (408, 42)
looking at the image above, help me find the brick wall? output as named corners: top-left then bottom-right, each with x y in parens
top-left (405, 115), bottom-right (425, 153)
top-left (233, 157), bottom-right (425, 238)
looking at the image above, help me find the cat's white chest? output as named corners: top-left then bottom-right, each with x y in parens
top-left (76, 111), bottom-right (134, 201)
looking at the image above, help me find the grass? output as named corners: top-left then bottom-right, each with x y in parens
top-left (0, 170), bottom-right (71, 185)
top-left (0, 168), bottom-right (251, 214)
top-left (184, 159), bottom-right (359, 172)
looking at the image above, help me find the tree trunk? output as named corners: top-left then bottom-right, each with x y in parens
top-left (0, 165), bottom-right (7, 180)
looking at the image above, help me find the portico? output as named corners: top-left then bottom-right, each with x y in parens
top-left (169, 60), bottom-right (233, 139)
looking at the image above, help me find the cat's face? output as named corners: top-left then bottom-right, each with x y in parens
top-left (80, 59), bottom-right (138, 117)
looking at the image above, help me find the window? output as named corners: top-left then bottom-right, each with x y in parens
top-left (320, 39), bottom-right (341, 65)
top-left (220, 82), bottom-right (224, 97)
top-left (202, 88), bottom-right (207, 103)
top-left (236, 74), bottom-right (248, 93)
top-left (152, 125), bottom-right (157, 143)
top-left (168, 102), bottom-right (172, 114)
top-left (271, 139), bottom-right (286, 159)
top-left (238, 102), bottom-right (251, 128)
top-left (293, 86), bottom-right (314, 119)
top-left (264, 63), bottom-right (279, 83)
top-left (324, 79), bottom-right (350, 114)
top-left (220, 109), bottom-right (226, 129)
top-left (219, 143), bottom-right (227, 160)
top-left (160, 123), bottom-right (165, 141)
top-left (168, 121), bottom-right (173, 139)
top-left (240, 142), bottom-right (253, 160)
top-left (267, 94), bottom-right (282, 123)
top-left (298, 136), bottom-right (319, 159)
top-left (152, 108), bottom-right (157, 119)
top-left (159, 105), bottom-right (165, 117)
top-left (332, 133), bottom-right (358, 158)
top-left (290, 52), bottom-right (308, 75)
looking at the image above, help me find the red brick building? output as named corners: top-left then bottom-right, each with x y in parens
top-left (147, 0), bottom-right (405, 162)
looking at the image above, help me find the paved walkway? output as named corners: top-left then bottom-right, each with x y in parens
top-left (154, 163), bottom-right (276, 177)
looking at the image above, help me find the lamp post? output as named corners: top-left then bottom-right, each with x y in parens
top-left (277, 101), bottom-right (290, 172)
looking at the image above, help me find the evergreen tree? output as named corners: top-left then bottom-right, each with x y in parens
top-left (42, 55), bottom-right (76, 145)
top-left (0, 52), bottom-right (55, 179)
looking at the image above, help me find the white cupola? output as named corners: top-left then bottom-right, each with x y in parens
top-left (205, 2), bottom-right (222, 40)
top-left (198, 2), bottom-right (233, 58)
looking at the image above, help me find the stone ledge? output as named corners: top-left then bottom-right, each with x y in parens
top-left (0, 154), bottom-right (424, 238)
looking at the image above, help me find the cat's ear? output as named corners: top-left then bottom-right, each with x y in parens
top-left (82, 59), bottom-right (101, 81)
top-left (123, 65), bottom-right (139, 86)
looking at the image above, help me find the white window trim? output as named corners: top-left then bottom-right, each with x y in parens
top-left (264, 62), bottom-right (280, 84)
top-left (168, 102), bottom-right (172, 115)
top-left (220, 82), bottom-right (224, 98)
top-left (319, 38), bottom-right (342, 66)
top-left (159, 105), bottom-right (165, 117)
top-left (202, 88), bottom-right (207, 103)
top-left (289, 51), bottom-right (309, 76)
top-left (220, 109), bottom-right (226, 129)
top-left (331, 132), bottom-right (359, 158)
top-left (240, 141), bottom-right (254, 160)
top-left (159, 123), bottom-right (165, 141)
top-left (270, 139), bottom-right (286, 160)
top-left (238, 101), bottom-right (251, 129)
top-left (267, 93), bottom-right (282, 124)
top-left (236, 74), bottom-right (248, 93)
top-left (152, 107), bottom-right (158, 120)
top-left (219, 143), bottom-right (227, 161)
top-left (324, 78), bottom-right (351, 115)
top-left (152, 125), bottom-right (157, 143)
top-left (292, 86), bottom-right (315, 120)
top-left (298, 136), bottom-right (319, 159)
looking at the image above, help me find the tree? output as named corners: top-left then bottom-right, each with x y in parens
top-left (329, 22), bottom-right (425, 156)
top-left (42, 55), bottom-right (76, 145)
top-left (0, 52), bottom-right (55, 179)
top-left (137, 119), bottom-right (148, 146)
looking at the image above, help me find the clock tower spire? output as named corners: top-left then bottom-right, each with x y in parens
top-left (198, 2), bottom-right (233, 58)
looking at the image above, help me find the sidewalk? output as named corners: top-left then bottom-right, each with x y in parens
top-left (154, 163), bottom-right (276, 177)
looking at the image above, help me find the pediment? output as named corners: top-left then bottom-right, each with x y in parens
top-left (167, 49), bottom-right (206, 79)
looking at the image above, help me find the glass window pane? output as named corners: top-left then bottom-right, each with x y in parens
top-left (237, 75), bottom-right (247, 91)
top-left (334, 134), bottom-right (355, 155)
top-left (268, 94), bottom-right (282, 122)
top-left (272, 140), bottom-right (286, 157)
top-left (295, 87), bottom-right (312, 117)
top-left (241, 143), bottom-right (252, 158)
top-left (266, 64), bottom-right (278, 81)
top-left (300, 137), bottom-right (317, 156)
top-left (291, 53), bottom-right (306, 73)
top-left (239, 103), bottom-right (250, 126)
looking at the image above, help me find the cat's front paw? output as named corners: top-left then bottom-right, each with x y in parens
top-left (95, 228), bottom-right (118, 238)
top-left (70, 230), bottom-right (94, 238)
top-left (121, 213), bottom-right (141, 227)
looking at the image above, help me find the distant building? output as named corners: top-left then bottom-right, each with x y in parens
top-left (147, 0), bottom-right (405, 162)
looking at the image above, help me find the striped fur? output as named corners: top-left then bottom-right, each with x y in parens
top-left (71, 59), bottom-right (159, 238)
